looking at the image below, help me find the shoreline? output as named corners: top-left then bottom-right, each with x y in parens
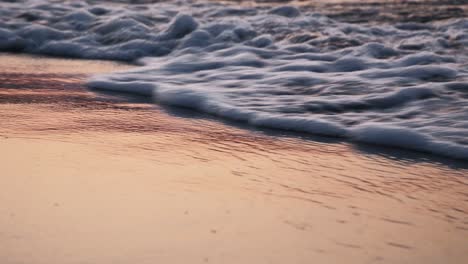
top-left (2, 53), bottom-right (468, 164)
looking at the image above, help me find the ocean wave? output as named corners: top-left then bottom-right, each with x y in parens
top-left (1, 0), bottom-right (468, 159)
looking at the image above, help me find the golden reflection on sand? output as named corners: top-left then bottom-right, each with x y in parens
top-left (0, 54), bottom-right (467, 264)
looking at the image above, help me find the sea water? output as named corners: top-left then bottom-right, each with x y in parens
top-left (0, 0), bottom-right (467, 159)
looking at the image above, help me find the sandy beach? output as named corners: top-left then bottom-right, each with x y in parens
top-left (1, 53), bottom-right (467, 263)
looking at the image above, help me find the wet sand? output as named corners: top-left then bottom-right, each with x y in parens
top-left (0, 53), bottom-right (467, 264)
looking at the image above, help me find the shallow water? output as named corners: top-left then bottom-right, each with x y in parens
top-left (1, 53), bottom-right (468, 264)
top-left (1, 0), bottom-right (467, 159)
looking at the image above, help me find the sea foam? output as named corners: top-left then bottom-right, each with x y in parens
top-left (1, 0), bottom-right (467, 159)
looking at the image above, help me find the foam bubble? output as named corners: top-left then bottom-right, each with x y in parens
top-left (269, 6), bottom-right (301, 18)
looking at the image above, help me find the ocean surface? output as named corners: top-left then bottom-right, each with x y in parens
top-left (0, 0), bottom-right (467, 159)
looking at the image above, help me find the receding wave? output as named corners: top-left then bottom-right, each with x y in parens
top-left (1, 0), bottom-right (467, 159)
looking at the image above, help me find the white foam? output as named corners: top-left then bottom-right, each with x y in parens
top-left (269, 6), bottom-right (301, 18)
top-left (351, 125), bottom-right (468, 160)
